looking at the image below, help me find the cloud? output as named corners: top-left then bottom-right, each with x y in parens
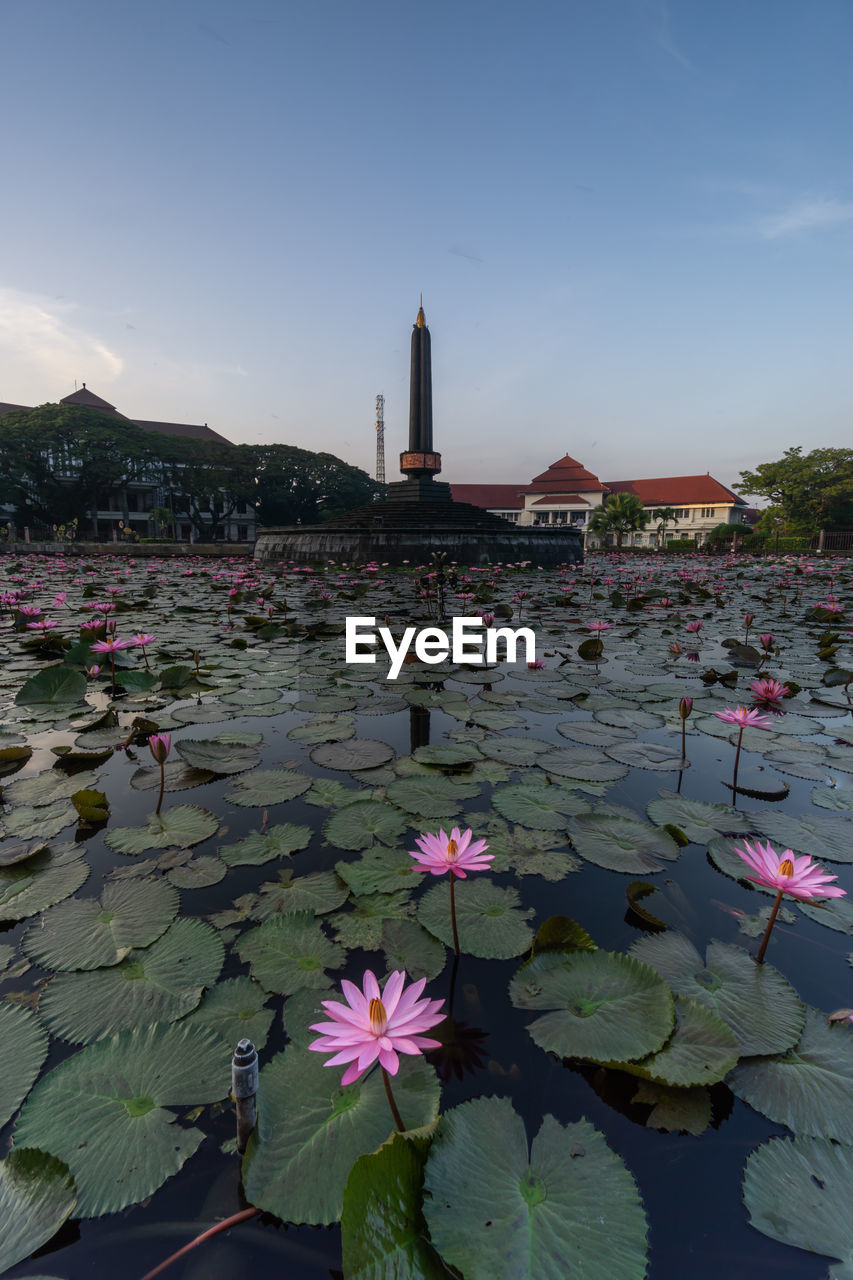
top-left (759, 198), bottom-right (853, 239)
top-left (656, 2), bottom-right (698, 73)
top-left (0, 287), bottom-right (123, 394)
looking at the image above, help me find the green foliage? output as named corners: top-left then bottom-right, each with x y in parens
top-left (738, 446), bottom-right (853, 531)
top-left (253, 443), bottom-right (384, 526)
top-left (588, 493), bottom-right (649, 547)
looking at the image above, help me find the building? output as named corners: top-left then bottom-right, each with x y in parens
top-left (0, 385), bottom-right (255, 543)
top-left (451, 454), bottom-right (749, 547)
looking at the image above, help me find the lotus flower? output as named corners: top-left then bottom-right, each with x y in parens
top-left (309, 969), bottom-right (445, 1130)
top-left (714, 706), bottom-right (773, 729)
top-left (409, 827), bottom-right (493, 879)
top-left (734, 839), bottom-right (846, 962)
top-left (734, 839), bottom-right (846, 901)
top-left (750, 677), bottom-right (790, 704)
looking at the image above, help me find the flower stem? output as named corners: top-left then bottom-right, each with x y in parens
top-left (732, 725), bottom-right (744, 797)
top-left (155, 760), bottom-right (165, 816)
top-left (756, 888), bottom-right (785, 964)
top-left (681, 719), bottom-right (686, 761)
top-left (138, 1208), bottom-right (260, 1280)
top-left (449, 873), bottom-right (461, 956)
top-left (381, 1066), bottom-right (405, 1132)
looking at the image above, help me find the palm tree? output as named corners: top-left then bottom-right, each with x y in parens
top-left (588, 493), bottom-right (649, 548)
top-left (654, 505), bottom-right (678, 549)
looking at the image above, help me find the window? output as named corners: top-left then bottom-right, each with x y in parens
top-left (237, 525), bottom-right (248, 540)
top-left (699, 508), bottom-right (716, 519)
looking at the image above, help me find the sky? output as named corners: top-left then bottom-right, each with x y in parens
top-left (1, 0), bottom-right (852, 493)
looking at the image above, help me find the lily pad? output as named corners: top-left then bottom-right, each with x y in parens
top-left (0, 1149), bottom-right (77, 1273)
top-left (181, 975), bottom-right (275, 1052)
top-left (629, 934), bottom-right (805, 1056)
top-left (385, 775), bottom-right (481, 818)
top-left (23, 877), bottom-right (179, 970)
top-left (242, 1046), bottom-right (441, 1225)
top-left (728, 1009), bottom-right (853, 1142)
top-left (422, 1096), bottom-right (649, 1280)
top-left (15, 1021), bottom-right (229, 1216)
top-left (323, 800), bottom-right (408, 851)
top-left (605, 996), bottom-right (739, 1087)
top-left (225, 769), bottom-right (313, 807)
top-left (0, 1003), bottom-right (48, 1128)
top-left (509, 949), bottom-right (674, 1063)
top-left (568, 814), bottom-right (680, 873)
top-left (336, 844), bottom-right (423, 896)
top-left (175, 737), bottom-right (261, 774)
top-left (15, 665), bottom-right (87, 706)
top-left (417, 879), bottom-right (534, 959)
top-left (39, 918), bottom-right (224, 1043)
top-left (341, 1132), bottom-right (446, 1280)
top-left (492, 783), bottom-right (592, 830)
top-left (0, 844), bottom-right (89, 921)
top-left (310, 739), bottom-right (395, 771)
top-left (743, 1135), bottom-right (853, 1276)
top-left (645, 792), bottom-right (751, 844)
top-left (105, 805), bottom-right (219, 855)
top-left (220, 822), bottom-right (312, 866)
top-left (237, 911), bottom-right (345, 995)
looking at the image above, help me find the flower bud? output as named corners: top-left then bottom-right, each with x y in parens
top-left (679, 696), bottom-right (693, 719)
top-left (148, 732), bottom-right (171, 765)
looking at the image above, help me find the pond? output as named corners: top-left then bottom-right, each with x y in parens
top-left (1, 549), bottom-right (852, 1279)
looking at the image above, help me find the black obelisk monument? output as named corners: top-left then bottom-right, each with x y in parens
top-left (391, 300), bottom-right (452, 502)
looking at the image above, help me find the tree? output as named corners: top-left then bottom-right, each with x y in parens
top-left (588, 493), bottom-right (649, 548)
top-left (738, 447), bottom-right (853, 532)
top-left (653, 505), bottom-right (678, 549)
top-left (252, 445), bottom-right (384, 526)
top-left (0, 404), bottom-right (157, 533)
top-left (157, 438), bottom-right (256, 540)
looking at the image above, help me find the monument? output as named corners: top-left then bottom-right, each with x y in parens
top-left (253, 305), bottom-right (582, 567)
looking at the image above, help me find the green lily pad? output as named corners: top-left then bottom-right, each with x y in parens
top-left (385, 775), bottom-right (481, 818)
top-left (0, 1004), bottom-right (48, 1128)
top-left (336, 844), bottom-right (423, 896)
top-left (3, 800), bottom-right (77, 840)
top-left (0, 844), bottom-right (89, 922)
top-left (750, 812), bottom-right (853, 864)
top-left (15, 1021), bottom-right (229, 1216)
top-left (605, 996), bottom-right (739, 1087)
top-left (381, 918), bottom-right (447, 983)
top-left (478, 736), bottom-right (554, 767)
top-left (175, 737), bottom-right (261, 774)
top-left (23, 877), bottom-right (179, 970)
top-left (629, 934), bottom-right (805, 1056)
top-left (0, 1149), bottom-right (77, 1273)
top-left (251, 870), bottom-right (349, 919)
top-left (509, 949), bottom-right (674, 1063)
top-left (39, 918), bottom-right (224, 1043)
top-left (568, 814), bottom-right (680, 873)
top-left (744, 1135), bottom-right (853, 1276)
top-left (238, 911), bottom-right (345, 995)
top-left (418, 879), bottom-right (534, 959)
top-left (342, 1132), bottom-right (446, 1280)
top-left (220, 822), bottom-right (312, 866)
top-left (333, 891), bottom-right (413, 951)
top-left (225, 769), bottom-right (313, 807)
top-left (729, 1009), bottom-right (853, 1141)
top-left (633, 1080), bottom-right (712, 1135)
top-left (492, 783), bottom-right (592, 830)
top-left (15, 665), bottom-right (87, 706)
top-left (181, 975), bottom-right (275, 1052)
top-left (105, 804), bottom-right (220, 855)
top-left (310, 739), bottom-right (395, 771)
top-left (242, 1046), bottom-right (441, 1225)
top-left (323, 800), bottom-right (408, 851)
top-left (422, 1096), bottom-right (649, 1280)
top-left (166, 855), bottom-right (228, 888)
top-left (535, 746), bottom-right (628, 783)
top-left (645, 791), bottom-right (751, 843)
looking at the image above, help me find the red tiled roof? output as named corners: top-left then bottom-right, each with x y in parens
top-left (450, 484), bottom-right (525, 509)
top-left (604, 475), bottom-right (746, 506)
top-left (531, 493), bottom-right (590, 506)
top-left (523, 454), bottom-right (605, 494)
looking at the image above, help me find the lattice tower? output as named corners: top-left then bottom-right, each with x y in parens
top-left (375, 393), bottom-right (385, 483)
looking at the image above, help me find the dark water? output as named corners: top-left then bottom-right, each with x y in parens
top-left (2, 581), bottom-right (851, 1280)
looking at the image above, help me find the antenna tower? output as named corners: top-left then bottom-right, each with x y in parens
top-left (375, 393), bottom-right (386, 483)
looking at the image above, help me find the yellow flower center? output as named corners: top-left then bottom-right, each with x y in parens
top-left (368, 997), bottom-right (387, 1035)
top-left (446, 839), bottom-right (459, 863)
top-left (778, 858), bottom-right (794, 878)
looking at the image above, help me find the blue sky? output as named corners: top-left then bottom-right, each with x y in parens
top-left (1, 0), bottom-right (851, 490)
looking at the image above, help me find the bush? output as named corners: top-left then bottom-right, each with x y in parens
top-left (664, 539), bottom-right (696, 552)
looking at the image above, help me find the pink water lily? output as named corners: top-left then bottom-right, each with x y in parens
top-left (750, 677), bottom-right (790, 704)
top-left (714, 705), bottom-right (773, 729)
top-left (734, 839), bottom-right (846, 962)
top-left (309, 969), bottom-right (445, 1127)
top-left (409, 827), bottom-right (493, 879)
